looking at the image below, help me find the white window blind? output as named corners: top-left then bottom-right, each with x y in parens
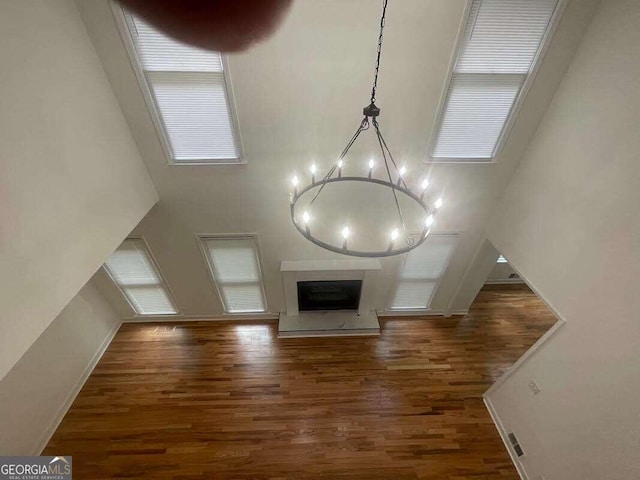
top-left (202, 237), bottom-right (266, 313)
top-left (390, 235), bottom-right (457, 310)
top-left (122, 11), bottom-right (239, 163)
top-left (104, 239), bottom-right (178, 315)
top-left (431, 0), bottom-right (559, 160)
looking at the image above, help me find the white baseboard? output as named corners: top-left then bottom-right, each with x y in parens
top-left (484, 397), bottom-right (528, 480)
top-left (377, 309), bottom-right (468, 317)
top-left (123, 313), bottom-right (279, 323)
top-left (484, 279), bottom-right (526, 284)
top-left (125, 311), bottom-right (473, 323)
top-left (33, 320), bottom-right (122, 455)
top-left (445, 309), bottom-right (469, 317)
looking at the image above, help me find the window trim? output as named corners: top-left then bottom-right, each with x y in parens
top-left (426, 0), bottom-right (567, 164)
top-left (196, 234), bottom-right (269, 314)
top-left (111, 3), bottom-right (245, 166)
top-left (386, 233), bottom-right (459, 312)
top-left (103, 236), bottom-right (181, 317)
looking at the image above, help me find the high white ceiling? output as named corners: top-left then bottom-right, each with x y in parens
top-left (77, 0), bottom-right (598, 317)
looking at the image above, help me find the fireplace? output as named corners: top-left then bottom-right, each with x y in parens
top-left (297, 280), bottom-right (363, 312)
top-left (279, 260), bottom-right (381, 337)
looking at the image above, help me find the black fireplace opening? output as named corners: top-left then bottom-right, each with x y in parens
top-left (297, 280), bottom-right (362, 311)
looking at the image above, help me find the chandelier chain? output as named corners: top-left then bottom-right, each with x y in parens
top-left (370, 0), bottom-right (388, 104)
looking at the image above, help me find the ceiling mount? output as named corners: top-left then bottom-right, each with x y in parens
top-left (288, 0), bottom-right (445, 258)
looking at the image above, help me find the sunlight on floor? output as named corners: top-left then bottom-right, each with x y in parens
top-left (234, 324), bottom-right (275, 364)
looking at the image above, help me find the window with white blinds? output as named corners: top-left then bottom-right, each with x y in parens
top-left (389, 235), bottom-right (457, 310)
top-left (201, 236), bottom-right (267, 313)
top-left (104, 239), bottom-right (178, 315)
top-left (431, 0), bottom-right (559, 160)
top-left (120, 10), bottom-right (240, 163)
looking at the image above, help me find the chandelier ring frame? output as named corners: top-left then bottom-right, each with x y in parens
top-left (290, 176), bottom-right (434, 258)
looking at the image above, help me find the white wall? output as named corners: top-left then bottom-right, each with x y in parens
top-left (444, 238), bottom-right (500, 314)
top-left (0, 277), bottom-right (121, 455)
top-left (76, 0), bottom-right (598, 320)
top-left (0, 0), bottom-right (158, 380)
top-left (485, 261), bottom-right (522, 284)
top-left (485, 0), bottom-right (640, 478)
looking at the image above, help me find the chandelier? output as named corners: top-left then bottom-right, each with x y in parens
top-left (289, 0), bottom-right (444, 258)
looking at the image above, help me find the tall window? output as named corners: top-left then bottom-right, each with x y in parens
top-left (389, 235), bottom-right (457, 310)
top-left (200, 236), bottom-right (267, 313)
top-left (117, 8), bottom-right (240, 163)
top-left (430, 0), bottom-right (560, 161)
top-left (104, 238), bottom-right (178, 315)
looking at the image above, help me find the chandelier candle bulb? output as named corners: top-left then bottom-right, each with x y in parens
top-left (302, 210), bottom-right (311, 235)
top-left (424, 214), bottom-right (435, 236)
top-left (420, 179), bottom-right (429, 200)
top-left (337, 159), bottom-right (344, 178)
top-left (425, 214), bottom-right (434, 228)
top-left (310, 164), bottom-right (317, 184)
top-left (291, 175), bottom-right (299, 196)
top-left (435, 197), bottom-right (443, 209)
top-left (341, 226), bottom-right (350, 249)
top-left (397, 166), bottom-right (407, 185)
top-left (389, 227), bottom-right (400, 251)
top-left (368, 159), bottom-right (375, 178)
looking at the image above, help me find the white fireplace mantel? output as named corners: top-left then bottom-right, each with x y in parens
top-left (280, 259), bottom-right (381, 317)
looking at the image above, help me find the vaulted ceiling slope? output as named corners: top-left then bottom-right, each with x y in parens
top-left (77, 0), bottom-right (599, 318)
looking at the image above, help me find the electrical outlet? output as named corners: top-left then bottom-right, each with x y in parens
top-left (528, 379), bottom-right (541, 395)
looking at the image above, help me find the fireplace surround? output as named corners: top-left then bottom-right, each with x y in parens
top-left (279, 259), bottom-right (381, 337)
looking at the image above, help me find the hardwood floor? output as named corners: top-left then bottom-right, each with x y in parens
top-left (45, 284), bottom-right (556, 479)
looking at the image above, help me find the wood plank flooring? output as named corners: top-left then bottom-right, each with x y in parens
top-left (45, 284), bottom-right (557, 479)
